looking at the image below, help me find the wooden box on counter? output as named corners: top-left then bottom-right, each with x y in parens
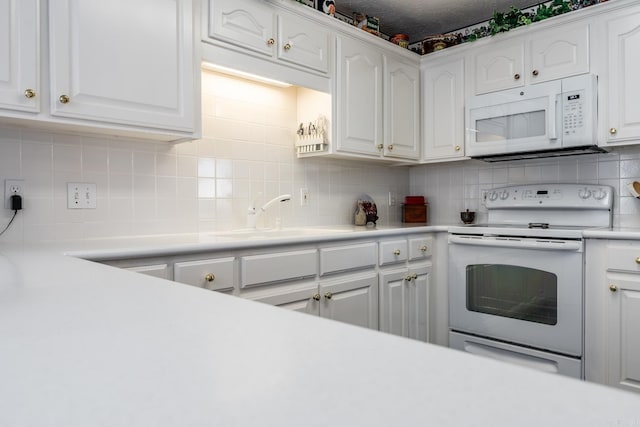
top-left (402, 204), bottom-right (427, 223)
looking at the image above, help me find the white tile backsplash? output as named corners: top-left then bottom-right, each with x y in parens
top-left (0, 70), bottom-right (408, 243)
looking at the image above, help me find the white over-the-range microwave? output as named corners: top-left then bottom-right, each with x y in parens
top-left (465, 74), bottom-right (604, 161)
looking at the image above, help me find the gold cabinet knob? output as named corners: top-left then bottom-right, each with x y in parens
top-left (284, 42), bottom-right (292, 51)
top-left (59, 94), bottom-right (70, 104)
top-left (514, 73), bottom-right (521, 80)
top-left (420, 245), bottom-right (428, 252)
top-left (610, 128), bottom-right (617, 135)
top-left (324, 292), bottom-right (333, 300)
top-left (609, 284), bottom-right (618, 292)
top-left (267, 38), bottom-right (275, 46)
top-left (312, 293), bottom-right (321, 301)
top-left (24, 89), bottom-right (36, 99)
top-left (393, 249), bottom-right (401, 256)
top-left (532, 69), bottom-right (539, 76)
top-left (377, 144), bottom-right (384, 150)
top-left (405, 273), bottom-right (418, 282)
top-left (204, 273), bottom-right (215, 282)
top-left (454, 145), bottom-right (461, 152)
top-left (405, 275), bottom-right (413, 282)
top-left (635, 257), bottom-right (640, 264)
top-left (387, 144), bottom-right (394, 151)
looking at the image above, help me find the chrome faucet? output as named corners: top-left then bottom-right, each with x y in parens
top-left (247, 194), bottom-right (292, 228)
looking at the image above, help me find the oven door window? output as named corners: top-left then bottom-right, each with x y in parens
top-left (466, 264), bottom-right (557, 325)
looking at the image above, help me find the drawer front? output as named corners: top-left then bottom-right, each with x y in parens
top-left (174, 257), bottom-right (235, 291)
top-left (241, 249), bottom-right (317, 288)
top-left (126, 264), bottom-right (169, 279)
top-left (320, 242), bottom-right (377, 276)
top-left (379, 239), bottom-right (408, 266)
top-left (607, 242), bottom-right (640, 272)
top-left (409, 236), bottom-right (433, 261)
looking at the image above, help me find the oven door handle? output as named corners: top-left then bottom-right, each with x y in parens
top-left (448, 235), bottom-right (582, 251)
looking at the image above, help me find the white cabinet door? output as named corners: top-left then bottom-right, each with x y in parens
top-left (277, 11), bottom-right (329, 74)
top-left (384, 55), bottom-right (420, 160)
top-left (48, 0), bottom-right (194, 132)
top-left (209, 0), bottom-right (275, 57)
top-left (422, 55), bottom-right (465, 160)
top-left (605, 7), bottom-right (640, 144)
top-left (607, 272), bottom-right (640, 394)
top-left (473, 23), bottom-right (589, 94)
top-left (336, 36), bottom-right (383, 156)
top-left (379, 264), bottom-right (430, 342)
top-left (319, 273), bottom-right (378, 330)
top-left (473, 38), bottom-right (525, 94)
top-left (0, 0), bottom-right (39, 113)
top-left (528, 23), bottom-right (590, 84)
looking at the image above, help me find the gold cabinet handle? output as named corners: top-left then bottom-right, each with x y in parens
top-left (635, 257), bottom-right (640, 264)
top-left (24, 89), bottom-right (36, 99)
top-left (393, 249), bottom-right (401, 256)
top-left (532, 69), bottom-right (539, 76)
top-left (420, 245), bottom-right (428, 252)
top-left (387, 144), bottom-right (394, 151)
top-left (609, 284), bottom-right (618, 292)
top-left (404, 275), bottom-right (413, 282)
top-left (610, 128), bottom-right (617, 135)
top-left (514, 73), bottom-right (520, 80)
top-left (267, 38), bottom-right (275, 46)
top-left (377, 144), bottom-right (384, 150)
top-left (324, 292), bottom-right (333, 300)
top-left (312, 293), bottom-right (321, 301)
top-left (59, 94), bottom-right (70, 104)
top-left (405, 273), bottom-right (418, 282)
top-left (204, 273), bottom-right (215, 282)
top-left (284, 42), bottom-right (292, 51)
top-left (454, 145), bottom-right (461, 152)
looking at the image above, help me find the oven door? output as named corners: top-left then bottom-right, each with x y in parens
top-left (448, 234), bottom-right (583, 356)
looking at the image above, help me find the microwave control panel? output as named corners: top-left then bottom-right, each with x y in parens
top-left (563, 92), bottom-right (584, 135)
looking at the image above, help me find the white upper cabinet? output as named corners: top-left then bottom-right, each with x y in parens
top-left (336, 35), bottom-right (384, 157)
top-left (49, 0), bottom-right (195, 133)
top-left (207, 0), bottom-right (330, 74)
top-left (0, 0), bottom-right (39, 113)
top-left (472, 22), bottom-right (590, 94)
top-left (421, 53), bottom-right (465, 161)
top-left (384, 53), bottom-right (420, 160)
top-left (336, 35), bottom-right (420, 161)
top-left (602, 4), bottom-right (640, 145)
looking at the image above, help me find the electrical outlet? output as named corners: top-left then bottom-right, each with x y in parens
top-left (4, 179), bottom-right (24, 209)
top-left (67, 182), bottom-right (97, 209)
top-left (481, 190), bottom-right (489, 207)
top-left (300, 188), bottom-right (309, 206)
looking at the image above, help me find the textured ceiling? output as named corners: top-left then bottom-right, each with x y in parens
top-left (334, 0), bottom-right (543, 43)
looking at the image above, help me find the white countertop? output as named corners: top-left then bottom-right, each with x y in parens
top-left (1, 247), bottom-right (639, 426)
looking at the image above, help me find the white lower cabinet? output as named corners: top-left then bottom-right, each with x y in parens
top-left (379, 264), bottom-right (431, 342)
top-left (254, 272), bottom-right (378, 329)
top-left (585, 239), bottom-right (640, 394)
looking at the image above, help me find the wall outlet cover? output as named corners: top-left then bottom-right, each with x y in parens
top-left (67, 183), bottom-right (97, 209)
top-left (4, 179), bottom-right (24, 209)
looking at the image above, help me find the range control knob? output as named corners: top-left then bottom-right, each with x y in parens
top-left (578, 188), bottom-right (592, 199)
top-left (488, 191), bottom-right (499, 201)
top-left (593, 189), bottom-right (608, 200)
top-left (499, 190), bottom-right (510, 200)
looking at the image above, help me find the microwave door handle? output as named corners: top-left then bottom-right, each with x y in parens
top-left (548, 94), bottom-right (558, 140)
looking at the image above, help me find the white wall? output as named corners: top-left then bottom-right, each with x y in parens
top-left (409, 147), bottom-right (640, 228)
top-left (0, 70), bottom-right (409, 243)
